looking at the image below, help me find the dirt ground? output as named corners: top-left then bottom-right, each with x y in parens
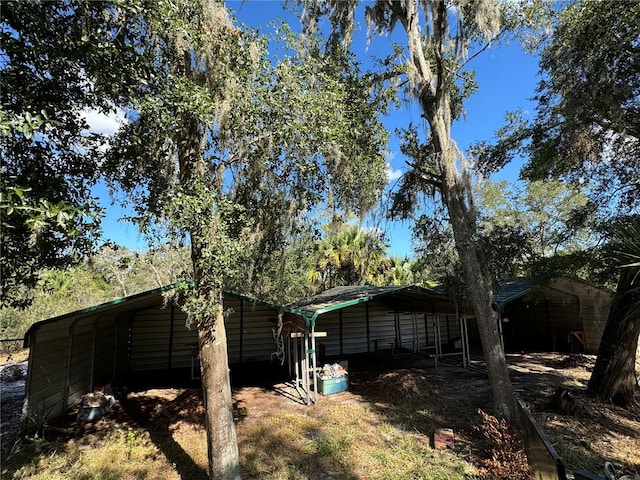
top-left (2, 351), bottom-right (639, 479)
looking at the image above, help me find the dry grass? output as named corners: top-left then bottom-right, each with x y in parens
top-left (3, 428), bottom-right (181, 480)
top-left (2, 348), bottom-right (29, 363)
top-left (2, 352), bottom-right (639, 480)
top-left (236, 400), bottom-right (477, 479)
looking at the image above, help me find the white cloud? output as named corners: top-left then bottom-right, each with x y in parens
top-left (387, 162), bottom-right (403, 182)
top-left (81, 107), bottom-right (127, 136)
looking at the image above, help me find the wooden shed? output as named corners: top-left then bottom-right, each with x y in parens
top-left (22, 285), bottom-right (283, 422)
top-left (490, 277), bottom-right (612, 354)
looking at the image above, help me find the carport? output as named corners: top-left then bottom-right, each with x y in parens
top-left (22, 284), bottom-right (284, 422)
top-left (21, 283), bottom-right (477, 420)
top-left (281, 285), bottom-right (469, 405)
top-left (490, 277), bottom-right (611, 354)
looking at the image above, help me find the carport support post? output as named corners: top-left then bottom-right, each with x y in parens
top-left (111, 318), bottom-right (120, 385)
top-left (62, 319), bottom-right (78, 413)
top-left (292, 332), bottom-right (301, 398)
top-left (339, 309), bottom-right (343, 356)
top-left (167, 304), bottom-right (175, 369)
top-left (304, 328), bottom-right (311, 405)
top-left (287, 331), bottom-right (292, 378)
top-left (22, 333), bottom-right (36, 421)
top-left (434, 316), bottom-right (442, 356)
top-left (366, 302), bottom-right (371, 353)
top-left (460, 317), bottom-right (470, 368)
top-left (89, 316), bottom-right (102, 391)
top-left (311, 325), bottom-right (318, 404)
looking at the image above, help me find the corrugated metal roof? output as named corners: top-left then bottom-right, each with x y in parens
top-left (493, 277), bottom-right (535, 311)
top-left (430, 277), bottom-right (537, 312)
top-left (287, 285), bottom-right (404, 316)
top-left (285, 285), bottom-right (447, 325)
top-left (23, 282), bottom-right (283, 346)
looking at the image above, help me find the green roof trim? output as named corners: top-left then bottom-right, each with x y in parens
top-left (23, 282), bottom-right (285, 346)
top-left (284, 285), bottom-right (444, 327)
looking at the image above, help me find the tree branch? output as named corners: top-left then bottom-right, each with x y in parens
top-left (407, 161), bottom-right (443, 190)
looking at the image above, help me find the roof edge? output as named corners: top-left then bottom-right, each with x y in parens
top-left (23, 282), bottom-right (286, 347)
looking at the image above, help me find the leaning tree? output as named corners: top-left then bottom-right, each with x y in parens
top-left (292, 0), bottom-right (552, 421)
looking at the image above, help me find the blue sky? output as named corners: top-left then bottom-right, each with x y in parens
top-left (98, 1), bottom-right (541, 258)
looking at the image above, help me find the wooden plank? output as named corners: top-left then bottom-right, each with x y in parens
top-left (518, 400), bottom-right (567, 480)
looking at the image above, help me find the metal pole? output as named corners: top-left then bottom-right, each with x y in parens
top-left (433, 316), bottom-right (439, 370)
top-left (89, 316), bottom-right (99, 390)
top-left (287, 333), bottom-right (292, 378)
top-left (62, 319), bottom-right (77, 413)
top-left (293, 333), bottom-right (301, 398)
top-left (435, 316), bottom-right (442, 356)
top-left (311, 325), bottom-right (318, 404)
top-left (460, 317), bottom-right (470, 368)
top-left (304, 328), bottom-right (311, 405)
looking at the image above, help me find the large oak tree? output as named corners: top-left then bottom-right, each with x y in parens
top-left (102, 2), bottom-right (389, 477)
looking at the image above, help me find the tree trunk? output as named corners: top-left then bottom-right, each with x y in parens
top-left (189, 226), bottom-right (241, 479)
top-left (588, 269), bottom-right (640, 408)
top-left (401, 0), bottom-right (518, 422)
top-left (198, 289), bottom-right (242, 479)
top-left (439, 152), bottom-right (518, 422)
top-left (179, 108), bottom-right (241, 478)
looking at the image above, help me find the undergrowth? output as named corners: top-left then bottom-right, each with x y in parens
top-left (473, 409), bottom-right (529, 480)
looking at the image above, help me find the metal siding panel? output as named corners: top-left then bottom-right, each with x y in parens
top-left (25, 292), bottom-right (287, 422)
top-left (341, 306), bottom-right (368, 355)
top-left (170, 311), bottom-right (198, 368)
top-left (316, 311), bottom-right (341, 356)
top-left (368, 304), bottom-right (397, 351)
top-left (66, 321), bottom-right (95, 409)
top-left (113, 314), bottom-right (130, 376)
top-left (130, 307), bottom-right (172, 371)
top-left (397, 312), bottom-right (427, 350)
top-left (25, 315), bottom-right (74, 419)
top-left (225, 298), bottom-right (243, 363)
top-left (237, 304), bottom-right (278, 362)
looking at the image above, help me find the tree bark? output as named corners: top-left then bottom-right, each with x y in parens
top-left (399, 0), bottom-right (517, 422)
top-left (588, 269), bottom-right (640, 408)
top-left (198, 289), bottom-right (242, 479)
top-left (438, 141), bottom-right (518, 422)
top-left (179, 107), bottom-right (241, 478)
